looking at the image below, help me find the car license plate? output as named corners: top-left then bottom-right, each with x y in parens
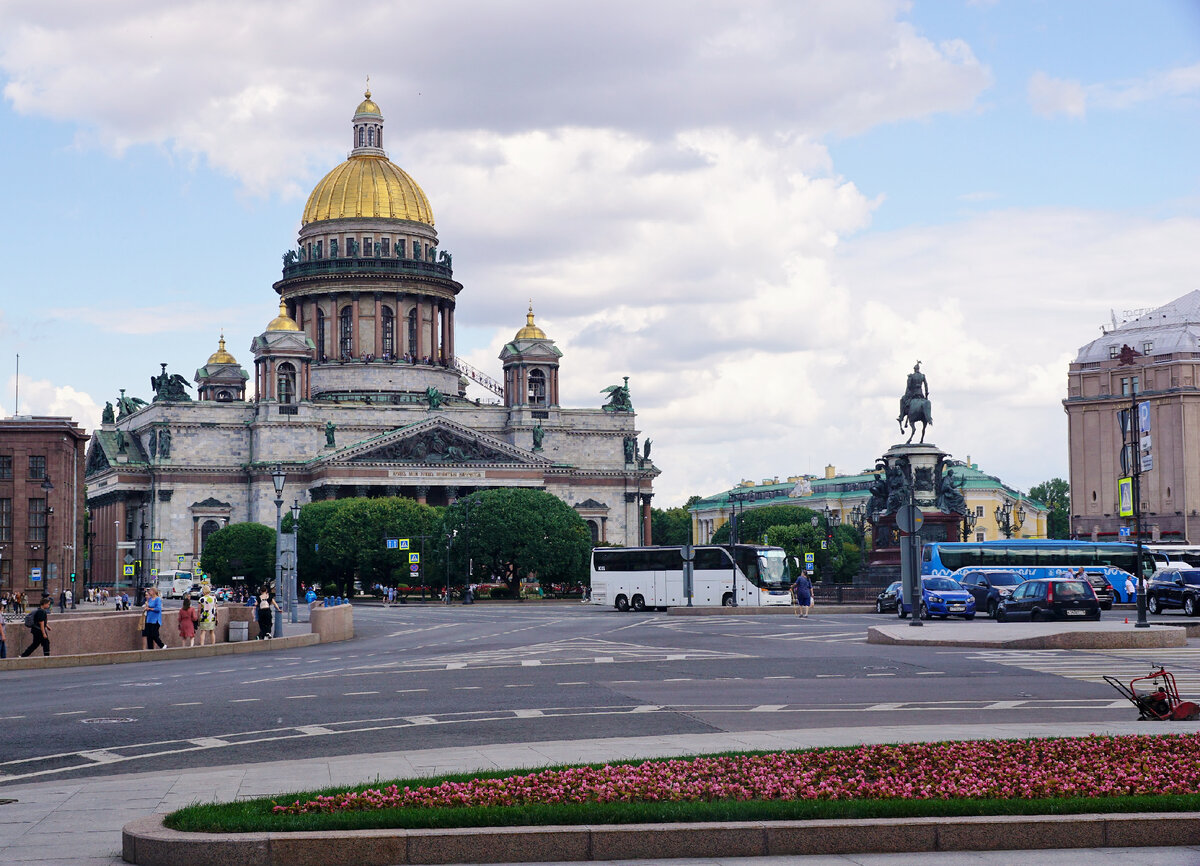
top-left (1066, 610), bottom-right (1085, 616)
top-left (950, 605), bottom-right (965, 611)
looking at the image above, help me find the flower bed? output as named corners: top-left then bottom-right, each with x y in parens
top-left (274, 734), bottom-right (1200, 816)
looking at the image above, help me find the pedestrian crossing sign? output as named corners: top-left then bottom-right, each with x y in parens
top-left (151, 540), bottom-right (163, 552)
top-left (123, 564), bottom-right (135, 576)
top-left (399, 539), bottom-right (410, 550)
top-left (409, 553), bottom-right (420, 563)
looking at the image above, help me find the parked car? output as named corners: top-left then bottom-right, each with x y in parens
top-left (898, 576), bottom-right (976, 620)
top-left (1145, 568), bottom-right (1200, 616)
top-left (875, 581), bottom-right (902, 614)
top-left (1080, 568), bottom-right (1115, 610)
top-left (996, 577), bottom-right (1100, 622)
top-left (957, 570), bottom-right (1024, 619)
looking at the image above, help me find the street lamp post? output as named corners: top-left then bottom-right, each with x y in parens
top-left (962, 510), bottom-right (978, 542)
top-left (289, 499), bottom-right (301, 623)
top-left (271, 464), bottom-right (286, 637)
top-left (849, 504), bottom-right (868, 578)
top-left (41, 477), bottom-right (54, 597)
top-left (994, 500), bottom-right (1025, 539)
top-left (445, 529), bottom-right (457, 603)
top-left (727, 494), bottom-right (745, 607)
top-left (822, 506), bottom-right (840, 582)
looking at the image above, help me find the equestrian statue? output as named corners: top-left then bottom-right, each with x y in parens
top-left (897, 361), bottom-right (932, 444)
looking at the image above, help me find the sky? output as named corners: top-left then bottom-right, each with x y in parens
top-left (1, 0), bottom-right (1198, 507)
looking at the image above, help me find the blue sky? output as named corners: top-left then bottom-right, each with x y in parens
top-left (1, 0), bottom-right (1198, 505)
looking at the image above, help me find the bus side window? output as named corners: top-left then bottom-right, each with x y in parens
top-left (923, 546), bottom-right (932, 562)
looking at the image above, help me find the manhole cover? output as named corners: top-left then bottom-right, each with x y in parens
top-left (80, 717), bottom-right (136, 725)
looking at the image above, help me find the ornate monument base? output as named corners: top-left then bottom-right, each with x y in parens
top-left (865, 441), bottom-right (968, 584)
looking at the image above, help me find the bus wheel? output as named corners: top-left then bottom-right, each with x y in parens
top-left (631, 595), bottom-right (646, 612)
top-left (615, 595), bottom-right (629, 612)
top-left (722, 593), bottom-right (734, 607)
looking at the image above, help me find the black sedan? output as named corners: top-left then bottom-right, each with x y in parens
top-left (1146, 569), bottom-right (1200, 616)
top-left (875, 580), bottom-right (902, 613)
top-left (958, 570), bottom-right (1024, 619)
top-left (996, 577), bottom-right (1101, 622)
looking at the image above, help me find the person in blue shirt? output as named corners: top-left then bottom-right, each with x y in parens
top-left (305, 587), bottom-right (317, 604)
top-left (792, 572), bottom-right (813, 618)
top-left (143, 587), bottom-right (165, 648)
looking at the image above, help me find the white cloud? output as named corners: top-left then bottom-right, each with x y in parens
top-left (0, 0), bottom-right (990, 195)
top-left (3, 375), bottom-right (102, 429)
top-left (1027, 71), bottom-right (1087, 119)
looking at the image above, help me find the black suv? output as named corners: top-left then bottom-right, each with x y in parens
top-left (957, 570), bottom-right (1023, 619)
top-left (1146, 568), bottom-right (1200, 616)
top-left (1080, 569), bottom-right (1115, 611)
top-left (996, 577), bottom-right (1101, 622)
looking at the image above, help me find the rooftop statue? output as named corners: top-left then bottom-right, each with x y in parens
top-left (898, 361), bottom-right (931, 444)
top-left (116, 389), bottom-right (148, 420)
top-left (426, 386), bottom-right (443, 410)
top-left (602, 377), bottom-right (633, 413)
top-left (532, 423), bottom-right (545, 452)
top-left (151, 363), bottom-right (193, 402)
top-left (325, 421), bottom-right (336, 447)
top-left (102, 401), bottom-right (115, 425)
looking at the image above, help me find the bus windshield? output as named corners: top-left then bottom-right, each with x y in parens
top-left (756, 549), bottom-right (791, 588)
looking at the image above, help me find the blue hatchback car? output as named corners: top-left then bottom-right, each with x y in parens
top-left (897, 576), bottom-right (976, 620)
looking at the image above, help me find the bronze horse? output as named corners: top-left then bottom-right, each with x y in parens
top-left (899, 396), bottom-right (932, 444)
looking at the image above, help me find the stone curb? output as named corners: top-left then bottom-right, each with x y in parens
top-left (866, 623), bottom-right (1189, 649)
top-left (668, 604), bottom-right (871, 615)
top-left (0, 633), bottom-right (320, 672)
top-left (122, 810), bottom-right (1200, 865)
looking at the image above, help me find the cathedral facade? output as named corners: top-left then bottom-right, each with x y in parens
top-left (84, 91), bottom-right (657, 586)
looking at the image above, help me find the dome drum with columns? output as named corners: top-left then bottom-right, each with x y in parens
top-left (83, 89), bottom-right (658, 586)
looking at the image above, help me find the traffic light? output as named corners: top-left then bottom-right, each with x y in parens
top-left (70, 573), bottom-right (76, 583)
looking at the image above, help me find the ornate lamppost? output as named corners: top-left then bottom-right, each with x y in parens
top-left (289, 499), bottom-right (301, 623)
top-left (994, 500), bottom-right (1025, 539)
top-left (849, 504), bottom-right (868, 577)
top-left (962, 510), bottom-right (978, 542)
top-left (40, 477), bottom-right (54, 596)
top-left (822, 505), bottom-right (841, 581)
top-left (271, 464), bottom-right (286, 637)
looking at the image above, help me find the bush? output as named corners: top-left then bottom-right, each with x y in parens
top-left (322, 583), bottom-right (339, 597)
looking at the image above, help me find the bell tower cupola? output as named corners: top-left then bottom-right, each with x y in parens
top-left (499, 302), bottom-right (562, 409)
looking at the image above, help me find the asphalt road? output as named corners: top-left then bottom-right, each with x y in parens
top-left (2, 602), bottom-right (1198, 787)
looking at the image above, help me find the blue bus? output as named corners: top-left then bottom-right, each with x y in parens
top-left (921, 540), bottom-right (1156, 602)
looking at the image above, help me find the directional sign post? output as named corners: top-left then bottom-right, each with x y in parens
top-left (386, 538), bottom-right (399, 549)
top-left (30, 567), bottom-right (42, 582)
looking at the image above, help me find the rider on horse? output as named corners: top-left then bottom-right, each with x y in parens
top-left (898, 362), bottom-right (929, 425)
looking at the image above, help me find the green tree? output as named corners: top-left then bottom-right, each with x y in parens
top-left (1029, 478), bottom-right (1070, 538)
top-left (444, 489), bottom-right (592, 590)
top-left (200, 522), bottom-right (276, 586)
top-left (711, 505), bottom-right (820, 545)
top-left (651, 506), bottom-right (692, 545)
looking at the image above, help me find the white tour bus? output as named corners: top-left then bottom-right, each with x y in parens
top-left (590, 544), bottom-right (794, 610)
top-left (155, 571), bottom-right (194, 598)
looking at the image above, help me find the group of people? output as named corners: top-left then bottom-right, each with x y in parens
top-left (141, 586), bottom-right (221, 649)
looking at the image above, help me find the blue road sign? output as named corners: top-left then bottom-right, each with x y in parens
top-left (1138, 400), bottom-right (1151, 435)
top-left (409, 552), bottom-right (420, 563)
top-left (399, 539), bottom-right (410, 550)
top-left (386, 538), bottom-right (399, 549)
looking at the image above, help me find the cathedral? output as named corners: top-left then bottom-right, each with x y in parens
top-left (84, 90), bottom-right (657, 586)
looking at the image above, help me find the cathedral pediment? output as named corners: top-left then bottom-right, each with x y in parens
top-left (328, 418), bottom-right (548, 466)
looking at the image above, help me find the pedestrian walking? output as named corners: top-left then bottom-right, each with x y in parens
top-left (142, 587), bottom-right (165, 649)
top-left (177, 596), bottom-right (198, 647)
top-left (0, 615), bottom-right (6, 659)
top-left (255, 588), bottom-right (279, 638)
top-left (197, 586), bottom-right (218, 646)
top-left (20, 598), bottom-right (51, 657)
top-left (65, 588), bottom-right (73, 609)
top-left (1125, 575), bottom-right (1137, 604)
top-left (792, 571), bottom-right (813, 618)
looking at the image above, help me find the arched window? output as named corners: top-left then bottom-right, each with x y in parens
top-left (377, 126), bottom-right (383, 148)
top-left (528, 369), bottom-right (547, 405)
top-left (339, 306), bottom-right (354, 359)
top-left (200, 519), bottom-right (220, 551)
top-left (587, 520), bottom-right (600, 544)
top-left (381, 306), bottom-right (395, 357)
top-left (277, 361), bottom-right (296, 403)
top-left (407, 308), bottom-right (418, 356)
top-left (316, 308), bottom-right (326, 361)
top-left (216, 390), bottom-right (232, 402)
top-left (358, 127), bottom-right (365, 147)
top-left (368, 127), bottom-right (375, 146)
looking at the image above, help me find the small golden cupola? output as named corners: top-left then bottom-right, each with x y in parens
top-left (194, 332), bottom-right (249, 402)
top-left (266, 300), bottom-right (302, 332)
top-left (207, 333), bottom-right (238, 365)
top-left (500, 301), bottom-right (562, 409)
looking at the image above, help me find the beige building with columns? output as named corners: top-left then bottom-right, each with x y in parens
top-left (84, 90), bottom-right (657, 586)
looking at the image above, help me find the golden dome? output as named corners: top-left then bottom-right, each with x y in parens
top-left (355, 87), bottom-right (381, 116)
top-left (302, 155), bottom-right (434, 226)
top-left (207, 333), bottom-right (237, 365)
top-left (514, 303), bottom-right (547, 340)
top-left (267, 301), bottom-right (302, 332)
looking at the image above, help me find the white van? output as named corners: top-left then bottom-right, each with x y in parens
top-left (156, 571), bottom-right (194, 598)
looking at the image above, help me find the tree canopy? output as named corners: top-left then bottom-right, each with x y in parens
top-left (651, 506), bottom-right (692, 545)
top-left (444, 488), bottom-right (592, 587)
top-left (710, 504), bottom-right (859, 582)
top-left (1029, 478), bottom-right (1070, 538)
top-left (200, 522), bottom-right (276, 586)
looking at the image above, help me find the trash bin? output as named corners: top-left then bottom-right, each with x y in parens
top-left (228, 621), bottom-right (249, 643)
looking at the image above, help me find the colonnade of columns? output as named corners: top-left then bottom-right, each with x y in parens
top-left (289, 293), bottom-right (455, 363)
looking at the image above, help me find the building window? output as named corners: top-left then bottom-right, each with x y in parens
top-left (1142, 341), bottom-right (1153, 355)
top-left (28, 456), bottom-right (46, 479)
top-left (528, 369), bottom-right (547, 405)
top-left (0, 497), bottom-right (11, 542)
top-left (975, 531), bottom-right (986, 542)
top-left (0, 557), bottom-right (9, 590)
top-left (381, 306), bottom-right (395, 357)
top-left (407, 308), bottom-right (418, 354)
top-left (367, 127), bottom-right (374, 146)
top-left (315, 240), bottom-right (323, 259)
top-left (339, 306), bottom-right (354, 359)
top-left (1121, 376), bottom-right (1140, 396)
top-left (395, 239), bottom-right (406, 259)
top-left (277, 362), bottom-right (296, 404)
top-left (316, 308), bottom-right (326, 361)
top-left (587, 520), bottom-right (599, 544)
top-left (0, 456), bottom-right (10, 479)
top-left (200, 519), bottom-right (220, 551)
top-left (1108, 346), bottom-right (1120, 359)
top-left (358, 127), bottom-right (364, 147)
top-left (975, 505), bottom-right (984, 518)
top-left (377, 126), bottom-right (383, 148)
top-left (412, 241), bottom-right (421, 261)
top-left (28, 498), bottom-right (47, 543)
top-left (363, 237), bottom-right (372, 256)
top-left (381, 238), bottom-right (390, 257)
